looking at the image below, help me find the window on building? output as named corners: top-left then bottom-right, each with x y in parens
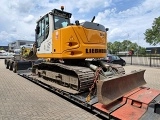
top-left (20, 42), bottom-right (26, 45)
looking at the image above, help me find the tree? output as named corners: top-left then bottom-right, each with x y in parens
top-left (138, 47), bottom-right (146, 55)
top-left (144, 16), bottom-right (160, 45)
top-left (112, 41), bottom-right (121, 54)
top-left (107, 40), bottom-right (145, 55)
top-left (129, 42), bottom-right (138, 53)
top-left (0, 47), bottom-right (4, 50)
top-left (121, 40), bottom-right (132, 51)
top-left (107, 42), bottom-right (112, 50)
top-left (107, 42), bottom-right (113, 53)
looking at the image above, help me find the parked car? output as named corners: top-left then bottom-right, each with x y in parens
top-left (101, 54), bottom-right (126, 66)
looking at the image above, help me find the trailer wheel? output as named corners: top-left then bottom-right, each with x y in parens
top-left (9, 62), bottom-right (13, 71)
top-left (4, 59), bottom-right (7, 65)
top-left (6, 61), bottom-right (9, 69)
top-left (5, 59), bottom-right (7, 68)
top-left (13, 62), bottom-right (17, 73)
top-left (35, 68), bottom-right (41, 77)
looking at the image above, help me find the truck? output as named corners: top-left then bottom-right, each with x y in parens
top-left (5, 6), bottom-right (160, 119)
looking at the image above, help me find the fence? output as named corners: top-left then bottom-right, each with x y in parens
top-left (121, 56), bottom-right (160, 67)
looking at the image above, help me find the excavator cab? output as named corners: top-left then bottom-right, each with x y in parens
top-left (34, 8), bottom-right (74, 58)
top-left (24, 7), bottom-right (72, 60)
top-left (35, 8), bottom-right (71, 34)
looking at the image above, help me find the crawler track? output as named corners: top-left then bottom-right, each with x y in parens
top-left (33, 62), bottom-right (125, 93)
top-left (33, 62), bottom-right (95, 93)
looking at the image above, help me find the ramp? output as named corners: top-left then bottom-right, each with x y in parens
top-left (97, 70), bottom-right (146, 105)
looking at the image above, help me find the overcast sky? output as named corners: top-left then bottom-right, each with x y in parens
top-left (0, 0), bottom-right (160, 47)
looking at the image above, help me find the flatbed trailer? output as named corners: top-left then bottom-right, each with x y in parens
top-left (5, 54), bottom-right (32, 72)
top-left (5, 54), bottom-right (43, 73)
top-left (17, 70), bottom-right (160, 120)
top-left (4, 57), bottom-right (160, 119)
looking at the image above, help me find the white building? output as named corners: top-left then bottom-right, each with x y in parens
top-left (8, 40), bottom-right (34, 52)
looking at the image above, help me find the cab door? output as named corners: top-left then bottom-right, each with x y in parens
top-left (36, 15), bottom-right (52, 54)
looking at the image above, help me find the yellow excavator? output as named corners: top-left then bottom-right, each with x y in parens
top-left (7, 6), bottom-right (145, 102)
top-left (6, 6), bottom-right (160, 119)
top-left (30, 6), bottom-right (145, 103)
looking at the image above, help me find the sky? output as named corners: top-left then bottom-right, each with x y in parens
top-left (0, 0), bottom-right (160, 47)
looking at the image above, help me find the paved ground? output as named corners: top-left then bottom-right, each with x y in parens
top-left (0, 59), bottom-right (100, 120)
top-left (124, 64), bottom-right (160, 90)
top-left (0, 59), bottom-right (160, 120)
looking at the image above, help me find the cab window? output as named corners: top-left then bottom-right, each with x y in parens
top-left (54, 16), bottom-right (69, 30)
top-left (112, 56), bottom-right (121, 60)
top-left (36, 15), bottom-right (49, 47)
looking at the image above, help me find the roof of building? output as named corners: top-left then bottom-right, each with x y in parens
top-left (8, 40), bottom-right (34, 44)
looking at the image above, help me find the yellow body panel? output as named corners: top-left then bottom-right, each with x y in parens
top-left (37, 25), bottom-right (107, 59)
top-left (52, 29), bottom-right (61, 53)
top-left (21, 47), bottom-right (32, 58)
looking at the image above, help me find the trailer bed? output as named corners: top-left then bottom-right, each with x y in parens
top-left (18, 71), bottom-right (160, 120)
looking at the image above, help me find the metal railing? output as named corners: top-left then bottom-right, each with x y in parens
top-left (121, 56), bottom-right (160, 67)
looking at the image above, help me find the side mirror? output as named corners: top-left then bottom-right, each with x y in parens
top-left (106, 28), bottom-right (109, 31)
top-left (35, 25), bottom-right (40, 34)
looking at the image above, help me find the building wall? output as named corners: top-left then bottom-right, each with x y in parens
top-left (146, 47), bottom-right (160, 54)
top-left (8, 40), bottom-right (34, 52)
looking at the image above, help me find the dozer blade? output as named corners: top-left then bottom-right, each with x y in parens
top-left (97, 69), bottom-right (146, 105)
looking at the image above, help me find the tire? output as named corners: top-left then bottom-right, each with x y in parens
top-left (6, 61), bottom-right (9, 69)
top-left (13, 62), bottom-right (17, 73)
top-left (4, 59), bottom-right (7, 65)
top-left (5, 59), bottom-right (8, 68)
top-left (9, 62), bottom-right (13, 71)
top-left (122, 62), bottom-right (126, 66)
